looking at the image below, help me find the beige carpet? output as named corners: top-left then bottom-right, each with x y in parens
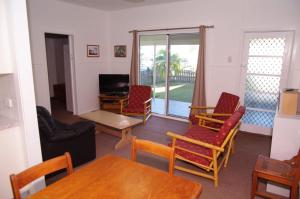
top-left (51, 103), bottom-right (271, 199)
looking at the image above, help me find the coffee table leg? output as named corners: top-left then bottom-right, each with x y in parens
top-left (115, 128), bottom-right (133, 149)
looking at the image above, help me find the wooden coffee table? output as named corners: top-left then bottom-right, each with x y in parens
top-left (80, 110), bottom-right (142, 149)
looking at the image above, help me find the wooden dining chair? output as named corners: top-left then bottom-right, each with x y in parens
top-left (131, 137), bottom-right (175, 176)
top-left (10, 152), bottom-right (73, 199)
top-left (251, 149), bottom-right (300, 199)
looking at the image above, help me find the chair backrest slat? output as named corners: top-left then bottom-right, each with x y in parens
top-left (10, 152), bottom-right (73, 199)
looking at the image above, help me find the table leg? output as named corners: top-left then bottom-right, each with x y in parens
top-left (115, 128), bottom-right (133, 149)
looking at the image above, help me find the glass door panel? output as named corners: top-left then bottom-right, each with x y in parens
top-left (167, 33), bottom-right (199, 117)
top-left (139, 35), bottom-right (167, 115)
top-left (241, 32), bottom-right (293, 132)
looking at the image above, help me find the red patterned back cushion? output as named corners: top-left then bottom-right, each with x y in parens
top-left (214, 92), bottom-right (240, 113)
top-left (128, 85), bottom-right (151, 108)
top-left (213, 92), bottom-right (240, 121)
top-left (215, 106), bottom-right (245, 145)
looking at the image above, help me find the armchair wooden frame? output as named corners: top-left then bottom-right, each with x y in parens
top-left (10, 152), bottom-right (73, 199)
top-left (167, 115), bottom-right (241, 187)
top-left (131, 137), bottom-right (175, 176)
top-left (189, 104), bottom-right (239, 129)
top-left (120, 97), bottom-right (152, 125)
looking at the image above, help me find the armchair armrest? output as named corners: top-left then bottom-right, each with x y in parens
top-left (167, 131), bottom-right (224, 152)
top-left (189, 106), bottom-right (215, 110)
top-left (195, 115), bottom-right (225, 124)
top-left (120, 98), bottom-right (129, 113)
top-left (199, 113), bottom-right (232, 117)
top-left (119, 97), bottom-right (129, 104)
top-left (144, 98), bottom-right (152, 114)
top-left (143, 98), bottom-right (152, 105)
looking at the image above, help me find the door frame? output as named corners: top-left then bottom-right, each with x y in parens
top-left (43, 32), bottom-right (78, 115)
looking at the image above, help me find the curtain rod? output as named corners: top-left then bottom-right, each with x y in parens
top-left (128, 25), bottom-right (214, 33)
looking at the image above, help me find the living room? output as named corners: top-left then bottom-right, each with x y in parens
top-left (1, 0), bottom-right (300, 198)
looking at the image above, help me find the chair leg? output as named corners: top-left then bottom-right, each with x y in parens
top-left (231, 140), bottom-right (235, 154)
top-left (224, 138), bottom-right (234, 167)
top-left (143, 114), bottom-right (146, 125)
top-left (212, 150), bottom-right (218, 187)
top-left (290, 184), bottom-right (298, 199)
top-left (251, 171), bottom-right (258, 199)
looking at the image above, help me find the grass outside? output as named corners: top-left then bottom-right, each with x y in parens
top-left (152, 82), bottom-right (194, 102)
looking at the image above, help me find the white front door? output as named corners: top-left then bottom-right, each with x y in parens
top-left (240, 31), bottom-right (294, 135)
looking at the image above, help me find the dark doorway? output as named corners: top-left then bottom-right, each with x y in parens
top-left (45, 33), bottom-right (73, 114)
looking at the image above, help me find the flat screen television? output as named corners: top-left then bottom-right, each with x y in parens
top-left (99, 74), bottom-right (129, 96)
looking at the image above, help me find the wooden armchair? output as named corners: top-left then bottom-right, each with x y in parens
top-left (120, 85), bottom-right (152, 125)
top-left (189, 92), bottom-right (240, 129)
top-left (167, 106), bottom-right (245, 187)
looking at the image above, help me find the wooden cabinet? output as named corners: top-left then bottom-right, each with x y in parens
top-left (98, 95), bottom-right (127, 113)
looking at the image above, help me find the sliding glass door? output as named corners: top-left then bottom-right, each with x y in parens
top-left (139, 33), bottom-right (199, 118)
top-left (140, 35), bottom-right (167, 115)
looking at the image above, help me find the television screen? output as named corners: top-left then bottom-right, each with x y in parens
top-left (99, 74), bottom-right (129, 96)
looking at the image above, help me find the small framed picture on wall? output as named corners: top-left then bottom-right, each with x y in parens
top-left (114, 45), bottom-right (126, 57)
top-left (87, 45), bottom-right (99, 57)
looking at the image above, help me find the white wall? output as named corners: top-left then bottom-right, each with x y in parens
top-left (0, 127), bottom-right (27, 199)
top-left (108, 0), bottom-right (300, 106)
top-left (0, 0), bottom-right (43, 198)
top-left (27, 0), bottom-right (111, 114)
top-left (27, 0), bottom-right (299, 121)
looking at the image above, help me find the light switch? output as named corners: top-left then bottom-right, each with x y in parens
top-left (227, 56), bottom-right (232, 63)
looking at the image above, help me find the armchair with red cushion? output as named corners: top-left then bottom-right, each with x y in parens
top-left (189, 92), bottom-right (240, 130)
top-left (168, 106), bottom-right (246, 187)
top-left (120, 85), bottom-right (152, 124)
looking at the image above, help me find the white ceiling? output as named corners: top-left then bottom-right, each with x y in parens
top-left (58, 0), bottom-right (191, 11)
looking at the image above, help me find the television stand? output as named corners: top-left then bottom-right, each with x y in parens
top-left (98, 94), bottom-right (127, 113)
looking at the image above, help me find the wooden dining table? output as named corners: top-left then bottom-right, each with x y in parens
top-left (29, 155), bottom-right (202, 199)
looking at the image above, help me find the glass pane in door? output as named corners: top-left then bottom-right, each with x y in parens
top-left (139, 35), bottom-right (167, 115)
top-left (242, 36), bottom-right (286, 128)
top-left (168, 33), bottom-right (199, 117)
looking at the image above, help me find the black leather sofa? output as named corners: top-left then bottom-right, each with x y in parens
top-left (36, 106), bottom-right (96, 167)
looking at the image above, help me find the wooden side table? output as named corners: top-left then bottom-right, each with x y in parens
top-left (251, 154), bottom-right (300, 199)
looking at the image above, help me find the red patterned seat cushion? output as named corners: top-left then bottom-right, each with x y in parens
top-left (190, 92), bottom-right (240, 126)
top-left (185, 125), bottom-right (219, 145)
top-left (174, 139), bottom-right (212, 166)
